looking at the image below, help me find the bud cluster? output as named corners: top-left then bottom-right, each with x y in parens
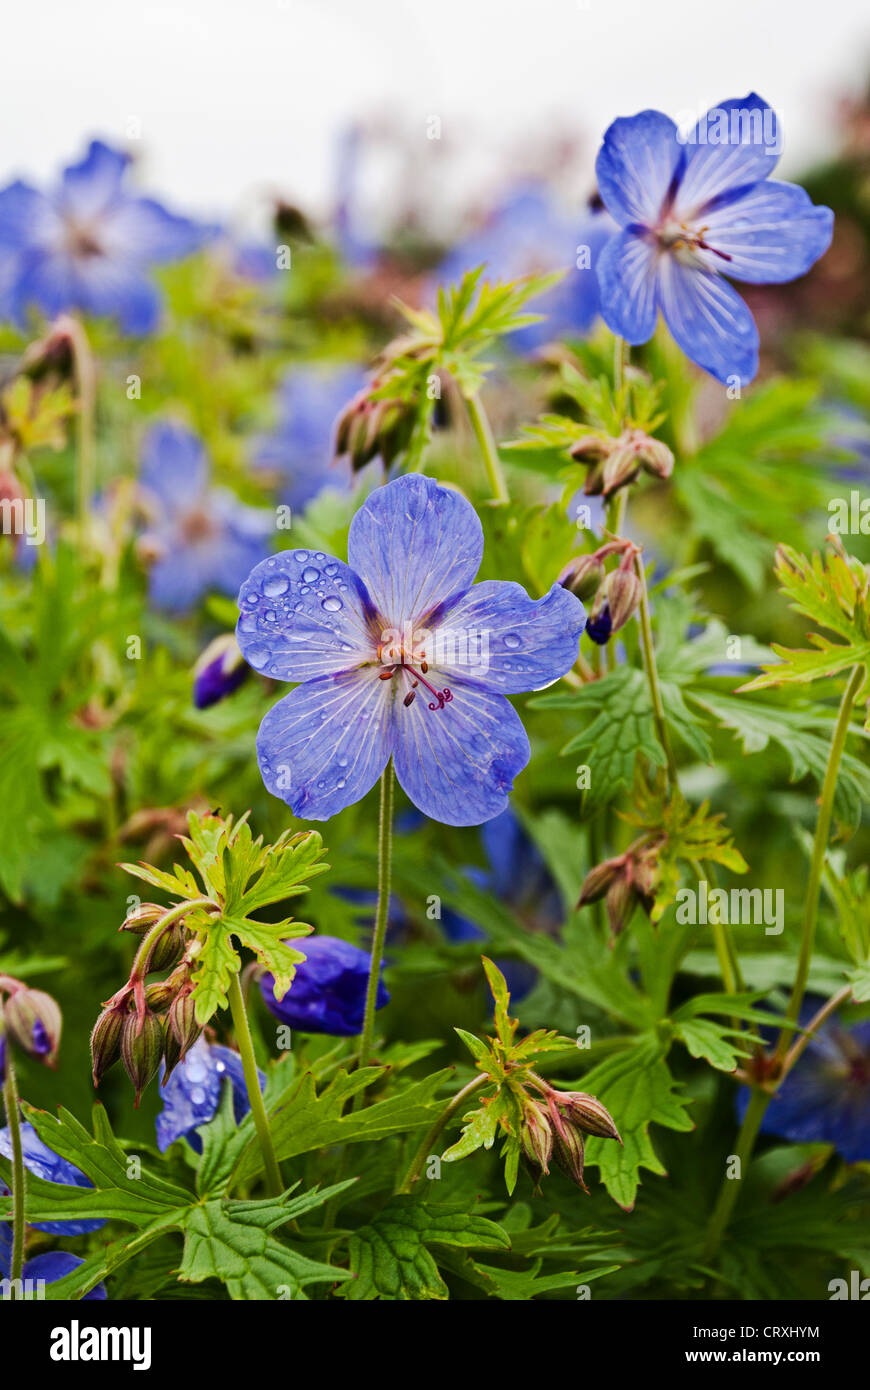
top-left (334, 378), bottom-right (417, 473)
top-left (577, 842), bottom-right (660, 940)
top-left (570, 427), bottom-right (673, 499)
top-left (0, 974), bottom-right (62, 1070)
top-left (91, 907), bottom-right (203, 1105)
top-left (519, 1076), bottom-right (622, 1192)
top-left (559, 537), bottom-right (642, 647)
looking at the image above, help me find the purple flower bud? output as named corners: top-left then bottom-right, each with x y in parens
top-left (585, 601), bottom-right (612, 645)
top-left (193, 633), bottom-right (248, 710)
top-left (3, 988), bottom-right (62, 1066)
top-left (260, 935), bottom-right (389, 1037)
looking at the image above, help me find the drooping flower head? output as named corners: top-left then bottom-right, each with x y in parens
top-left (437, 185), bottom-right (616, 351)
top-left (253, 365), bottom-right (367, 513)
top-left (236, 473), bottom-right (586, 825)
top-left (595, 94), bottom-right (834, 385)
top-left (260, 934), bottom-right (389, 1037)
top-left (737, 1001), bottom-right (870, 1162)
top-left (0, 140), bottom-right (208, 335)
top-left (156, 1038), bottom-right (264, 1153)
top-left (138, 422), bottom-right (272, 614)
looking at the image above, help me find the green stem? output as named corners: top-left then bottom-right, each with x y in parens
top-left (613, 334), bottom-right (627, 398)
top-left (702, 1087), bottom-right (767, 1261)
top-left (69, 316), bottom-right (97, 544)
top-left (397, 1074), bottom-right (489, 1194)
top-left (227, 972), bottom-right (283, 1196)
top-left (131, 897), bottom-right (215, 977)
top-left (773, 663), bottom-right (863, 1064)
top-left (466, 393), bottom-right (509, 505)
top-left (634, 552), bottom-right (678, 788)
top-left (357, 762), bottom-right (395, 1074)
top-left (704, 664), bottom-right (862, 1261)
top-left (3, 1048), bottom-right (26, 1292)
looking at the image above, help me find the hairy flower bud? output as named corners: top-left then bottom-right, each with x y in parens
top-left (144, 981), bottom-right (176, 1014)
top-left (603, 569), bottom-right (641, 632)
top-left (334, 387), bottom-right (416, 472)
top-left (167, 990), bottom-right (201, 1066)
top-left (577, 856), bottom-right (622, 907)
top-left (90, 1004), bottom-right (126, 1086)
top-left (552, 1118), bottom-right (588, 1191)
top-left (120, 902), bottom-right (167, 935)
top-left (560, 1091), bottom-right (622, 1142)
top-left (585, 600), bottom-right (612, 645)
top-left (605, 872), bottom-right (637, 939)
top-left (193, 633), bottom-right (248, 710)
top-left (558, 553), bottom-right (605, 603)
top-left (638, 436), bottom-right (674, 481)
top-left (520, 1099), bottom-right (554, 1174)
top-left (121, 1009), bottom-right (165, 1106)
top-left (4, 987), bottom-right (62, 1066)
top-left (601, 443), bottom-right (641, 497)
top-left (138, 921), bottom-right (186, 975)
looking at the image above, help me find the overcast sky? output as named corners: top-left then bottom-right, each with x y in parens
top-left (4, 0), bottom-right (870, 232)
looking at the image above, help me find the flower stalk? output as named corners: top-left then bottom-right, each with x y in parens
top-left (357, 761), bottom-right (395, 1074)
top-left (2, 1046), bottom-right (26, 1293)
top-left (466, 392), bottom-right (510, 504)
top-left (227, 972), bottom-right (283, 1197)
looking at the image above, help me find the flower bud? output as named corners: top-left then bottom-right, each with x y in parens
top-left (577, 857), bottom-right (622, 907)
top-left (4, 988), bottom-right (62, 1066)
top-left (560, 1091), bottom-right (622, 1142)
top-left (121, 1009), bottom-right (165, 1107)
top-left (569, 433), bottom-right (611, 465)
top-left (193, 634), bottom-right (248, 710)
top-left (144, 981), bottom-right (176, 1014)
top-left (520, 1099), bottom-right (553, 1174)
top-left (585, 598), bottom-right (612, 645)
top-left (638, 436), bottom-right (674, 481)
top-left (120, 902), bottom-right (167, 935)
top-left (603, 569), bottom-right (641, 632)
top-left (558, 554), bottom-right (605, 603)
top-left (138, 921), bottom-right (186, 974)
top-left (168, 990), bottom-right (201, 1063)
top-left (90, 1004), bottom-right (126, 1086)
top-left (552, 1119), bottom-right (588, 1191)
top-left (605, 872), bottom-right (637, 939)
top-left (601, 443), bottom-right (641, 497)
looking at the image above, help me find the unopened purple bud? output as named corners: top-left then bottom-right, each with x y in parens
top-left (585, 601), bottom-right (612, 645)
top-left (4, 988), bottom-right (62, 1066)
top-left (193, 634), bottom-right (248, 710)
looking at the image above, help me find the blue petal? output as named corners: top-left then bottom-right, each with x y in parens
top-left (9, 249), bottom-right (79, 326)
top-left (140, 422), bottom-right (208, 509)
top-left (256, 668), bottom-right (393, 820)
top-left (60, 140), bottom-right (130, 217)
top-left (657, 257), bottom-right (759, 386)
top-left (698, 180), bottom-right (834, 284)
top-left (347, 474), bottom-right (482, 626)
top-left (596, 228), bottom-right (659, 344)
top-left (156, 1039), bottom-right (222, 1152)
top-left (0, 1123), bottom-right (105, 1236)
top-left (254, 366), bottom-right (365, 512)
top-left (101, 197), bottom-right (209, 264)
top-left (595, 111), bottom-right (683, 227)
top-left (392, 678), bottom-right (530, 826)
top-left (677, 94), bottom-right (781, 215)
top-left (22, 1251), bottom-right (107, 1299)
top-left (432, 580), bottom-right (585, 693)
top-left (260, 935), bottom-right (388, 1036)
top-left (147, 546), bottom-right (216, 613)
top-left (0, 181), bottom-right (57, 250)
top-left (237, 550), bottom-right (375, 681)
top-left (74, 257), bottom-right (163, 334)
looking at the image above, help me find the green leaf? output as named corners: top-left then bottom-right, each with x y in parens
top-left (576, 1037), bottom-right (694, 1210)
top-left (342, 1197), bottom-right (510, 1300)
top-left (672, 1018), bottom-right (755, 1072)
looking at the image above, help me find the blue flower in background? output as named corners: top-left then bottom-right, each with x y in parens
top-left (595, 94), bottom-right (834, 385)
top-left (442, 806), bottom-right (562, 1000)
top-left (0, 1121), bottom-right (105, 1237)
top-left (156, 1038), bottom-right (263, 1152)
top-left (237, 473), bottom-right (586, 825)
top-left (0, 140), bottom-right (207, 335)
top-left (254, 366), bottom-right (366, 513)
top-left (139, 422), bottom-right (272, 614)
top-left (436, 185), bottom-right (616, 351)
top-left (736, 1001), bottom-right (870, 1162)
top-left (260, 934), bottom-right (389, 1037)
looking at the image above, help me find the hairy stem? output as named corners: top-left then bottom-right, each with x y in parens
top-left (3, 1048), bottom-right (26, 1292)
top-left (773, 663), bottom-right (863, 1064)
top-left (634, 552), bottom-right (678, 788)
top-left (69, 316), bottom-right (97, 545)
top-left (357, 762), bottom-right (395, 1074)
top-left (396, 1074), bottom-right (489, 1194)
top-left (466, 393), bottom-right (509, 504)
top-left (702, 1086), bottom-right (767, 1261)
top-left (781, 985), bottom-right (853, 1080)
top-left (227, 972), bottom-right (283, 1196)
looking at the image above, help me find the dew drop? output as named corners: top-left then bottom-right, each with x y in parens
top-left (246, 645), bottom-right (268, 665)
top-left (324, 563), bottom-right (339, 576)
top-left (503, 633), bottom-right (522, 649)
top-left (294, 550), bottom-right (309, 563)
top-left (263, 575), bottom-right (289, 597)
top-left (302, 566), bottom-right (320, 583)
top-left (322, 595), bottom-right (343, 612)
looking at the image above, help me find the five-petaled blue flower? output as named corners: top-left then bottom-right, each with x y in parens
top-left (236, 473), bottom-right (586, 825)
top-left (254, 365), bottom-right (367, 514)
top-left (736, 1001), bottom-right (870, 1162)
top-left (156, 1038), bottom-right (264, 1153)
top-left (260, 934), bottom-right (389, 1036)
top-left (139, 422), bottom-right (272, 614)
top-left (0, 1121), bottom-right (106, 1287)
top-left (0, 140), bottom-right (207, 335)
top-left (594, 94), bottom-right (834, 385)
top-left (437, 184), bottom-right (616, 352)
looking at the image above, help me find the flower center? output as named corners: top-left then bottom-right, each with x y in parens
top-left (63, 216), bottom-right (105, 260)
top-left (656, 217), bottom-right (732, 267)
top-left (179, 506), bottom-right (218, 543)
top-left (376, 641), bottom-right (452, 712)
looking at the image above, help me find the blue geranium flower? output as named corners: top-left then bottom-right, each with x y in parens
top-left (437, 185), bottom-right (616, 351)
top-left (138, 422), bottom-right (272, 614)
top-left (442, 806), bottom-right (561, 1000)
top-left (0, 140), bottom-right (207, 335)
top-left (156, 1038), bottom-right (264, 1153)
top-left (260, 934), bottom-right (389, 1037)
top-left (7, 1250), bottom-right (107, 1299)
top-left (594, 94), bottom-right (834, 386)
top-left (236, 473), bottom-right (586, 825)
top-left (254, 366), bottom-right (367, 513)
top-left (0, 1121), bottom-right (106, 1244)
top-left (736, 1001), bottom-right (870, 1162)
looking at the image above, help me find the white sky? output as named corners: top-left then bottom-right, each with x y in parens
top-left (4, 0), bottom-right (870, 232)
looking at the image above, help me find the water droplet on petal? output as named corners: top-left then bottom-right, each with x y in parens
top-left (246, 645), bottom-right (268, 665)
top-left (294, 550), bottom-right (309, 563)
top-left (504, 633), bottom-right (522, 649)
top-left (263, 575), bottom-right (289, 597)
top-left (302, 566), bottom-right (320, 583)
top-left (322, 595), bottom-right (343, 612)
